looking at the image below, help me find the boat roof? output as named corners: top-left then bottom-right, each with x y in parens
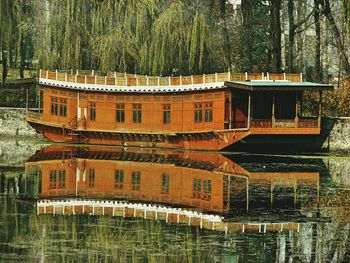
top-left (225, 80), bottom-right (334, 91)
top-left (39, 78), bottom-right (226, 93)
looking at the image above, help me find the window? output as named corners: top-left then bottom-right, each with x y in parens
top-left (90, 102), bottom-right (96, 121)
top-left (58, 170), bottom-right (66, 188)
top-left (132, 171), bottom-right (141, 190)
top-left (59, 98), bottom-right (67, 117)
top-left (89, 169), bottom-right (95, 188)
top-left (116, 104), bottom-right (125, 123)
top-left (192, 178), bottom-right (202, 198)
top-left (203, 180), bottom-right (211, 201)
top-left (161, 173), bottom-right (169, 194)
top-left (115, 170), bottom-right (124, 189)
top-left (49, 170), bottom-right (57, 189)
top-left (133, 104), bottom-right (142, 123)
top-left (163, 104), bottom-right (171, 124)
top-left (51, 97), bottom-right (58, 116)
top-left (204, 102), bottom-right (213, 122)
top-left (194, 103), bottom-right (202, 123)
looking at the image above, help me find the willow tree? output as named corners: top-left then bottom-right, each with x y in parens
top-left (89, 0), bottom-right (159, 73)
top-left (149, 1), bottom-right (214, 75)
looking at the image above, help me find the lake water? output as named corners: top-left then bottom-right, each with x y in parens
top-left (0, 141), bottom-right (349, 262)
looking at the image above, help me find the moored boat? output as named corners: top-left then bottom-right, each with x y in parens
top-left (26, 70), bottom-right (333, 150)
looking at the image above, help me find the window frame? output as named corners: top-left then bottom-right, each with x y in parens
top-left (115, 169), bottom-right (124, 189)
top-left (90, 102), bottom-right (96, 121)
top-left (163, 104), bottom-right (171, 124)
top-left (194, 103), bottom-right (203, 123)
top-left (204, 102), bottom-right (213, 122)
top-left (131, 171), bottom-right (141, 190)
top-left (59, 98), bottom-right (67, 117)
top-left (116, 104), bottom-right (125, 123)
top-left (51, 97), bottom-right (58, 116)
top-left (132, 104), bottom-right (142, 123)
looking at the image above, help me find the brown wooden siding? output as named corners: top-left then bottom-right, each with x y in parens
top-left (41, 86), bottom-right (226, 133)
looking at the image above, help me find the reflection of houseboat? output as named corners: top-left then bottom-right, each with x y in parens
top-left (25, 146), bottom-right (321, 232)
top-left (26, 70), bottom-right (333, 150)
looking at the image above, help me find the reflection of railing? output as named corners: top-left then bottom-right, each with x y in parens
top-left (26, 110), bottom-right (43, 121)
top-left (36, 199), bottom-right (300, 233)
top-left (40, 70), bottom-right (303, 87)
top-left (250, 118), bottom-right (319, 128)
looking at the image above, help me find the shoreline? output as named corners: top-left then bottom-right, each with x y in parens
top-left (0, 107), bottom-right (349, 153)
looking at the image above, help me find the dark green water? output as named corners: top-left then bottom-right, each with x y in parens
top-left (0, 143), bottom-right (349, 262)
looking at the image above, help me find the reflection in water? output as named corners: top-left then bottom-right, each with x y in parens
top-left (0, 145), bottom-right (349, 262)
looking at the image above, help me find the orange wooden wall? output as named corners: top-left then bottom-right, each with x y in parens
top-left (40, 86), bottom-right (227, 133)
top-left (36, 159), bottom-right (227, 212)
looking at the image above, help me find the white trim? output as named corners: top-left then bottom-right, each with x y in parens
top-left (37, 199), bottom-right (223, 222)
top-left (39, 78), bottom-right (225, 94)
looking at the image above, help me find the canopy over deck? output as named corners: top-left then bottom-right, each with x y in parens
top-left (225, 80), bottom-right (334, 91)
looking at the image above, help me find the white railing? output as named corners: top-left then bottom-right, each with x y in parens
top-left (40, 70), bottom-right (303, 87)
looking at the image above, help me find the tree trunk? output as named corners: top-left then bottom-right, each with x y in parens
top-left (19, 34), bottom-right (25, 79)
top-left (296, 0), bottom-right (306, 72)
top-left (322, 0), bottom-right (350, 75)
top-left (314, 0), bottom-right (322, 82)
top-left (241, 0), bottom-right (253, 72)
top-left (287, 0), bottom-right (295, 72)
top-left (270, 0), bottom-right (282, 73)
top-left (220, 0), bottom-right (232, 70)
top-left (2, 50), bottom-right (7, 83)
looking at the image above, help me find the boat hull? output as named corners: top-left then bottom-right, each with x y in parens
top-left (27, 120), bottom-right (250, 150)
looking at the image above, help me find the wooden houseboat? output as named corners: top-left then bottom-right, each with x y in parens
top-left (25, 145), bottom-right (320, 233)
top-left (26, 70), bottom-right (333, 150)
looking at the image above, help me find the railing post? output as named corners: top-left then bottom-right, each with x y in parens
top-left (245, 72), bottom-right (248, 81)
top-left (104, 76), bottom-right (107, 85)
top-left (191, 75), bottom-right (193, 85)
top-left (92, 70), bottom-right (95, 76)
top-left (75, 73), bottom-right (77, 83)
top-left (261, 72), bottom-right (264, 80)
top-left (203, 74), bottom-right (205, 83)
top-left (157, 76), bottom-right (160, 86)
top-left (146, 75), bottom-right (149, 86)
top-left (300, 73), bottom-right (303, 82)
top-left (228, 71), bottom-right (231, 81)
top-left (115, 75), bottom-right (117, 86)
top-left (283, 72), bottom-right (286, 80)
top-left (125, 76), bottom-right (128, 86)
top-left (55, 69), bottom-right (58, 80)
top-left (168, 76), bottom-right (171, 86)
top-left (295, 92), bottom-right (299, 128)
top-left (247, 91), bottom-right (251, 129)
top-left (180, 76), bottom-right (183, 85)
top-left (84, 75), bottom-right (87, 84)
top-left (46, 70), bottom-right (48, 79)
top-left (136, 76), bottom-right (139, 86)
top-left (272, 92), bottom-right (275, 128)
top-left (318, 91), bottom-right (322, 127)
top-left (94, 75), bottom-right (97, 85)
top-left (65, 73), bottom-right (68, 82)
top-left (215, 73), bottom-right (218, 82)
top-left (39, 69), bottom-right (42, 79)
top-left (267, 72), bottom-right (270, 80)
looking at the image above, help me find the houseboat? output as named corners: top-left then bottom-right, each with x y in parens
top-left (25, 145), bottom-right (321, 233)
top-left (26, 70), bottom-right (333, 150)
